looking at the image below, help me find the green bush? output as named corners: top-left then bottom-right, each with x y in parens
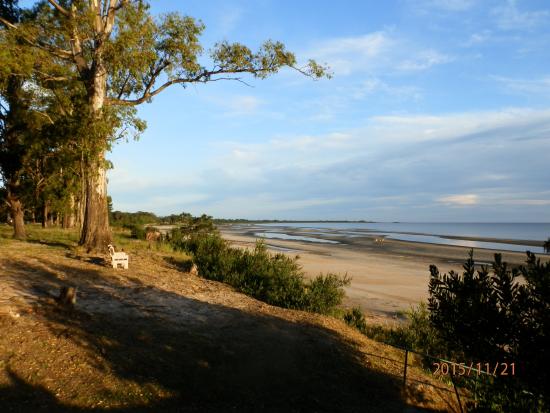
top-left (171, 231), bottom-right (349, 314)
top-left (305, 273), bottom-right (350, 314)
top-left (128, 224), bottom-right (146, 240)
top-left (428, 251), bottom-right (550, 412)
top-left (343, 307), bottom-right (367, 331)
top-left (343, 303), bottom-right (444, 358)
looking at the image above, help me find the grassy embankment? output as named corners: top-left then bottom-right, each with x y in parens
top-left (0, 224), bottom-right (464, 412)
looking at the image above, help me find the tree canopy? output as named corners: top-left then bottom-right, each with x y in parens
top-left (0, 0), bottom-right (329, 249)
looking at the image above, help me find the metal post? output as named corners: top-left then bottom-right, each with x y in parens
top-left (403, 349), bottom-right (409, 389)
top-left (450, 373), bottom-right (464, 413)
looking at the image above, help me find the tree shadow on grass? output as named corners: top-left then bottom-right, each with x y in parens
top-left (1, 258), bottom-right (447, 412)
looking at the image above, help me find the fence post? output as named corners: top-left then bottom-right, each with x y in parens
top-left (450, 373), bottom-right (464, 413)
top-left (403, 349), bottom-right (409, 389)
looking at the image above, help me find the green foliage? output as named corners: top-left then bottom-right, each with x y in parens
top-left (428, 251), bottom-right (550, 412)
top-left (129, 224), bottom-right (146, 240)
top-left (343, 307), bottom-right (367, 331)
top-left (170, 214), bottom-right (217, 240)
top-left (172, 230), bottom-right (348, 314)
top-left (111, 211), bottom-right (159, 228)
top-left (305, 273), bottom-right (350, 314)
top-left (343, 303), bottom-right (443, 357)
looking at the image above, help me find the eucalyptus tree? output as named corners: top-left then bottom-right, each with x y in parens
top-left (1, 0), bottom-right (81, 238)
top-left (0, 0), bottom-right (36, 239)
top-left (1, 0), bottom-right (328, 250)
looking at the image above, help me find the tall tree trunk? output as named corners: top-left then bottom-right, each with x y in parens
top-left (7, 189), bottom-right (26, 240)
top-left (79, 158), bottom-right (111, 250)
top-left (78, 58), bottom-right (112, 251)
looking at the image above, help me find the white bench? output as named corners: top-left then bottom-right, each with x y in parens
top-left (108, 244), bottom-right (129, 269)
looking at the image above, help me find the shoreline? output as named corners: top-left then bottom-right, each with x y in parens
top-left (220, 225), bottom-right (549, 324)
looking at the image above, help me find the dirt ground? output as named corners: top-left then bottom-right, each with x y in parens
top-left (0, 234), bottom-right (464, 412)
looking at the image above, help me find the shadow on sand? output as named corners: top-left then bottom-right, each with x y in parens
top-left (0, 257), bottom-right (445, 412)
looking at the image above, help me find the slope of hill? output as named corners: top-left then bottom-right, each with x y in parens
top-left (0, 226), bottom-right (463, 412)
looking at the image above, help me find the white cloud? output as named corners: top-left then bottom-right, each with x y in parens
top-left (308, 32), bottom-right (454, 76)
top-left (463, 30), bottom-right (492, 46)
top-left (491, 0), bottom-right (550, 31)
top-left (202, 94), bottom-right (265, 117)
top-left (437, 194), bottom-right (479, 205)
top-left (110, 106), bottom-right (550, 220)
top-left (308, 32), bottom-right (393, 75)
top-left (492, 75), bottom-right (550, 95)
top-left (352, 78), bottom-right (422, 100)
top-left (414, 0), bottom-right (475, 12)
top-left (398, 50), bottom-right (454, 71)
top-left (217, 8), bottom-right (243, 34)
top-left (370, 107), bottom-right (550, 144)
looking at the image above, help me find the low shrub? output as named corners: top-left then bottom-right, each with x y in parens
top-left (343, 307), bottom-right (367, 331)
top-left (171, 231), bottom-right (349, 314)
top-left (305, 273), bottom-right (350, 314)
top-left (343, 303), bottom-right (444, 357)
top-left (127, 224), bottom-right (146, 240)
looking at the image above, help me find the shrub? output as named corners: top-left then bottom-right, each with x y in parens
top-left (428, 251), bottom-right (550, 412)
top-left (343, 307), bottom-right (367, 331)
top-left (171, 231), bottom-right (349, 314)
top-left (342, 303), bottom-right (445, 362)
top-left (128, 224), bottom-right (146, 240)
top-left (305, 273), bottom-right (350, 314)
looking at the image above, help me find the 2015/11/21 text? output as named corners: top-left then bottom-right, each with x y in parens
top-left (432, 362), bottom-right (515, 376)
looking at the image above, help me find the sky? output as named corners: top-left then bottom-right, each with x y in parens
top-left (91, 1), bottom-right (550, 220)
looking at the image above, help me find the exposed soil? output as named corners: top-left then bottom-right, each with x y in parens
top-left (1, 236), bottom-right (464, 412)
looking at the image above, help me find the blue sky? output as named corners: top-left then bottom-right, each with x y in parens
top-left (101, 0), bottom-right (550, 221)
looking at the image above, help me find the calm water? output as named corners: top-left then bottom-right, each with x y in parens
top-left (251, 222), bottom-right (550, 254)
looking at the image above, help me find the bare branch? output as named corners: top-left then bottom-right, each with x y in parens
top-left (47, 0), bottom-right (70, 17)
top-left (0, 16), bottom-right (17, 29)
top-left (116, 73), bottom-right (132, 99)
top-left (32, 110), bottom-right (55, 125)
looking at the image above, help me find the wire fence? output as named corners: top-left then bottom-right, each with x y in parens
top-left (363, 345), bottom-right (500, 413)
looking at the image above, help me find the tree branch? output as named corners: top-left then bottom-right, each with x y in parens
top-left (0, 16), bottom-right (17, 29)
top-left (47, 0), bottom-right (70, 17)
top-left (106, 68), bottom-right (260, 106)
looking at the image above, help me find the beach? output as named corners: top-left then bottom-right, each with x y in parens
top-left (220, 224), bottom-right (549, 323)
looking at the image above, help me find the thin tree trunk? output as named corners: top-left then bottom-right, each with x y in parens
top-left (7, 189), bottom-right (26, 240)
top-left (63, 194), bottom-right (76, 229)
top-left (42, 201), bottom-right (49, 228)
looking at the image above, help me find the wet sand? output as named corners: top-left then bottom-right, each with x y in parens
top-left (220, 225), bottom-right (549, 323)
